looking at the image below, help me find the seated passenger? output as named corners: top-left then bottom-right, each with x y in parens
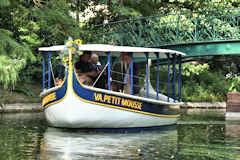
top-left (90, 54), bottom-right (106, 89)
top-left (78, 75), bottom-right (93, 86)
top-left (75, 51), bottom-right (97, 85)
top-left (56, 77), bottom-right (63, 86)
top-left (55, 63), bottom-right (66, 86)
top-left (111, 53), bottom-right (140, 94)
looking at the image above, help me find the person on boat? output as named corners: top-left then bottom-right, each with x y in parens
top-left (111, 53), bottom-right (140, 94)
top-left (56, 77), bottom-right (63, 86)
top-left (78, 75), bottom-right (93, 85)
top-left (75, 51), bottom-right (98, 85)
top-left (90, 54), bottom-right (106, 89)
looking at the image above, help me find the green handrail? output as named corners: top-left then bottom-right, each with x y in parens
top-left (90, 8), bottom-right (240, 47)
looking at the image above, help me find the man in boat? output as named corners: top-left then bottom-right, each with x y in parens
top-left (111, 53), bottom-right (140, 94)
top-left (90, 54), bottom-right (106, 89)
top-left (75, 51), bottom-right (99, 85)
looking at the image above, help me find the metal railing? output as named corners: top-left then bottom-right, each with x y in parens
top-left (90, 8), bottom-right (240, 47)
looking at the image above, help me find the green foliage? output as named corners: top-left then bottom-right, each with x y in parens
top-left (113, 6), bottom-right (142, 18)
top-left (0, 29), bottom-right (35, 88)
top-left (0, 0), bottom-right (10, 7)
top-left (182, 63), bottom-right (209, 77)
top-left (181, 64), bottom-right (230, 102)
top-left (226, 73), bottom-right (240, 92)
top-left (18, 21), bottom-right (43, 48)
top-left (0, 0), bottom-right (88, 89)
top-left (151, 63), bottom-right (231, 102)
top-left (34, 0), bottom-right (82, 44)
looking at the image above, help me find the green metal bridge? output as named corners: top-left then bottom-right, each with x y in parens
top-left (91, 8), bottom-right (240, 60)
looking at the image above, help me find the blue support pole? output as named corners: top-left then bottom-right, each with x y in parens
top-left (178, 55), bottom-right (182, 102)
top-left (129, 52), bottom-right (133, 95)
top-left (107, 52), bottom-right (111, 90)
top-left (48, 52), bottom-right (52, 89)
top-left (155, 53), bottom-right (160, 100)
top-left (42, 55), bottom-right (46, 90)
top-left (167, 54), bottom-right (170, 102)
top-left (172, 54), bottom-right (176, 103)
top-left (59, 62), bottom-right (63, 78)
top-left (145, 52), bottom-right (149, 98)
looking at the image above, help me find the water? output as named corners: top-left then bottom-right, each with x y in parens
top-left (0, 111), bottom-right (240, 160)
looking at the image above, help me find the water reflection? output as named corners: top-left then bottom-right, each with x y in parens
top-left (0, 113), bottom-right (46, 160)
top-left (40, 127), bottom-right (178, 160)
top-left (1, 112), bottom-right (240, 160)
top-left (226, 123), bottom-right (240, 138)
top-left (177, 112), bottom-right (240, 160)
top-left (225, 122), bottom-right (240, 159)
top-left (177, 124), bottom-right (227, 159)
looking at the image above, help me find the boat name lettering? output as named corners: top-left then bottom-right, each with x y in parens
top-left (42, 92), bottom-right (56, 106)
top-left (94, 93), bottom-right (142, 110)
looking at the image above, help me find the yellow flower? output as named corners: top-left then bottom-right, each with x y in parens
top-left (62, 57), bottom-right (67, 63)
top-left (74, 39), bottom-right (82, 45)
top-left (78, 51), bottom-right (83, 56)
top-left (71, 47), bottom-right (76, 53)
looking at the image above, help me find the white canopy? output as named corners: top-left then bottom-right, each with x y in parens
top-left (39, 44), bottom-right (185, 57)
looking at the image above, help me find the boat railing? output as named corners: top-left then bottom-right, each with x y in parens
top-left (41, 55), bottom-right (182, 103)
top-left (80, 80), bottom-right (180, 105)
top-left (40, 42), bottom-right (184, 104)
top-left (40, 86), bottom-right (61, 98)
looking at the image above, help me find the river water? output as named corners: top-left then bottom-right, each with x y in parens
top-left (0, 111), bottom-right (239, 160)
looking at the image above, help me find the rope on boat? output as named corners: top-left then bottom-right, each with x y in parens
top-left (49, 60), bottom-right (56, 86)
top-left (110, 70), bottom-right (171, 84)
top-left (110, 70), bottom-right (175, 94)
top-left (92, 62), bottom-right (109, 87)
top-left (110, 70), bottom-right (146, 79)
top-left (111, 79), bottom-right (141, 87)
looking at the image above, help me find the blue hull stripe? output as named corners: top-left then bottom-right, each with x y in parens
top-left (72, 71), bottom-right (179, 117)
top-left (42, 72), bottom-right (68, 108)
top-left (42, 70), bottom-right (179, 118)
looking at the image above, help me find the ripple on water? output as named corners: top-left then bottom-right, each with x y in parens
top-left (40, 127), bottom-right (178, 160)
top-left (0, 112), bottom-right (240, 160)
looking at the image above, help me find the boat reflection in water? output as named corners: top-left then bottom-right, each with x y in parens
top-left (226, 123), bottom-right (240, 138)
top-left (40, 127), bottom-right (177, 160)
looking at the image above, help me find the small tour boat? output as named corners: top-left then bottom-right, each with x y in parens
top-left (39, 40), bottom-right (185, 128)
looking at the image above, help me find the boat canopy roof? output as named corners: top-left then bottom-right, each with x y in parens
top-left (39, 44), bottom-right (185, 57)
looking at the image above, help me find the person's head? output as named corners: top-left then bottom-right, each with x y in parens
top-left (90, 53), bottom-right (99, 64)
top-left (120, 53), bottom-right (131, 64)
top-left (80, 51), bottom-right (92, 62)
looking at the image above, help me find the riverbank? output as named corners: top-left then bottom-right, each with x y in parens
top-left (0, 102), bottom-right (226, 113)
top-left (0, 83), bottom-right (41, 104)
top-left (0, 103), bottom-right (41, 113)
top-left (181, 102), bottom-right (226, 109)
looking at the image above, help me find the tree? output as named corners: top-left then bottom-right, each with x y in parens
top-left (0, 1), bottom-right (35, 88)
top-left (0, 0), bottom-right (88, 88)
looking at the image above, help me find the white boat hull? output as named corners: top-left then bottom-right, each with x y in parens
top-left (44, 92), bottom-right (177, 128)
top-left (41, 66), bottom-right (179, 128)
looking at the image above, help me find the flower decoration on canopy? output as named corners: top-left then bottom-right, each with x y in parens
top-left (74, 39), bottom-right (83, 56)
top-left (58, 38), bottom-right (83, 67)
